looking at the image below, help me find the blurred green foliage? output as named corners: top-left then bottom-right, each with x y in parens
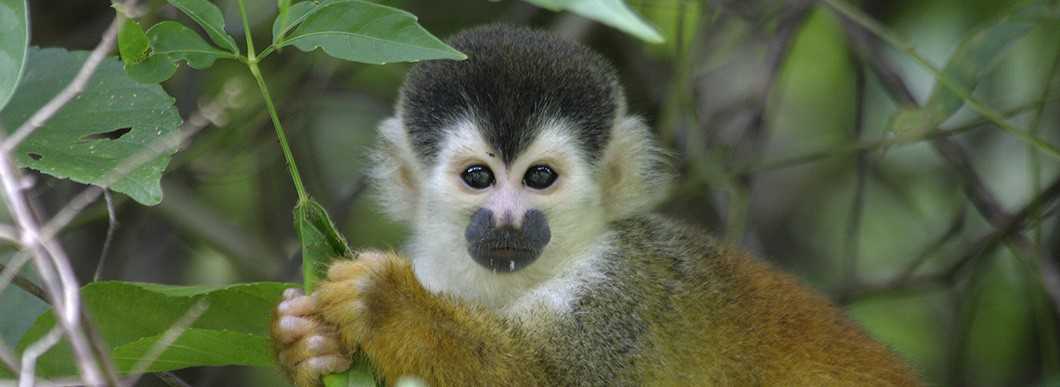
top-left (2, 0), bottom-right (1059, 386)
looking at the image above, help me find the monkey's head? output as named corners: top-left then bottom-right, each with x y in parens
top-left (371, 25), bottom-right (671, 306)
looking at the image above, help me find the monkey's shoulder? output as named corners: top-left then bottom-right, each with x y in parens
top-left (586, 215), bottom-right (922, 386)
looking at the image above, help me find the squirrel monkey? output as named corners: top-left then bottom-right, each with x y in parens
top-left (272, 25), bottom-right (921, 386)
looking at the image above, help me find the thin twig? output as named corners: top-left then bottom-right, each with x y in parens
top-left (121, 301), bottom-right (209, 387)
top-left (17, 327), bottom-right (63, 387)
top-left (0, 2), bottom-right (140, 385)
top-left (0, 224), bottom-right (18, 244)
top-left (0, 345), bottom-right (15, 374)
top-left (0, 261), bottom-right (191, 387)
top-left (744, 97), bottom-right (1055, 174)
top-left (40, 86), bottom-right (235, 245)
top-left (0, 252), bottom-right (34, 298)
top-left (823, 0), bottom-right (1060, 159)
top-left (0, 147), bottom-right (106, 387)
top-left (847, 176), bottom-right (1060, 303)
top-left (837, 3), bottom-right (1060, 311)
top-left (893, 208), bottom-right (967, 283)
top-left (93, 190), bottom-right (118, 282)
top-left (842, 61), bottom-right (869, 289)
top-left (0, 262), bottom-right (48, 302)
top-left (2, 13), bottom-right (123, 152)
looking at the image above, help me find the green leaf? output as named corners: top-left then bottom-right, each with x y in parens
top-left (294, 198), bottom-right (353, 290)
top-left (0, 48), bottom-right (183, 205)
top-left (293, 199), bottom-right (374, 386)
top-left (124, 53), bottom-right (179, 84)
top-left (118, 18), bottom-right (151, 66)
top-left (0, 0), bottom-right (28, 110)
top-left (324, 362), bottom-right (377, 387)
top-left (889, 0), bottom-right (1051, 134)
top-left (17, 281), bottom-right (294, 377)
top-left (522, 0), bottom-right (663, 43)
top-left (276, 0), bottom-right (466, 65)
top-left (120, 19), bottom-right (181, 84)
top-left (148, 21), bottom-right (235, 69)
top-left (124, 21), bottom-right (236, 83)
top-left (111, 329), bottom-right (274, 371)
top-left (165, 0), bottom-right (239, 54)
top-left (272, 0), bottom-right (316, 46)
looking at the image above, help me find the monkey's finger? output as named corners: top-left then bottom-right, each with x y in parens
top-left (278, 295), bottom-right (317, 316)
top-left (278, 334), bottom-right (344, 366)
top-left (305, 355), bottom-right (351, 374)
top-left (326, 260), bottom-right (369, 282)
top-left (283, 287), bottom-right (304, 300)
top-left (354, 250), bottom-right (389, 263)
top-left (292, 356), bottom-right (352, 387)
top-left (274, 316), bottom-right (319, 344)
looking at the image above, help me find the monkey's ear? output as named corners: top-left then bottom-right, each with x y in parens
top-left (598, 117), bottom-right (673, 221)
top-left (370, 117), bottom-right (421, 224)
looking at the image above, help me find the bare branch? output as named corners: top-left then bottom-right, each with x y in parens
top-left (2, 14), bottom-right (122, 152)
top-left (93, 190), bottom-right (118, 282)
top-left (122, 301), bottom-right (209, 387)
top-left (40, 83), bottom-right (238, 244)
top-left (842, 60), bottom-right (869, 289)
top-left (18, 327), bottom-right (63, 387)
top-left (835, 1), bottom-right (1060, 311)
top-left (0, 261), bottom-right (48, 302)
top-left (0, 2), bottom-right (142, 385)
top-left (0, 331), bottom-right (16, 374)
top-left (0, 224), bottom-right (18, 244)
top-left (743, 97), bottom-right (1056, 174)
top-left (0, 252), bottom-right (34, 299)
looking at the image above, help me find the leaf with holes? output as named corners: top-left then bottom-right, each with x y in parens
top-left (16, 281), bottom-right (294, 377)
top-left (0, 0), bottom-right (28, 110)
top-left (889, 0), bottom-right (1055, 134)
top-left (275, 0), bottom-right (466, 64)
top-left (0, 48), bottom-right (182, 205)
top-left (521, 0), bottom-right (663, 43)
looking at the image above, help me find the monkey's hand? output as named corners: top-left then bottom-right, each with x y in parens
top-left (304, 251), bottom-right (546, 386)
top-left (272, 287), bottom-right (352, 387)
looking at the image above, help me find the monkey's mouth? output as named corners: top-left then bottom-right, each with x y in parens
top-left (488, 247), bottom-right (531, 259)
top-left (464, 209), bottom-right (551, 273)
top-left (467, 242), bottom-right (543, 273)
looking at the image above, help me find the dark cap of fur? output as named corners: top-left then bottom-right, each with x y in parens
top-left (399, 24), bottom-right (623, 165)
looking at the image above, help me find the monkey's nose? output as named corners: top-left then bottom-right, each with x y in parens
top-left (466, 208), bottom-right (496, 240)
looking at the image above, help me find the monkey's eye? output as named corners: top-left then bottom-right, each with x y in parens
top-left (461, 165), bottom-right (495, 189)
top-left (523, 165), bottom-right (558, 190)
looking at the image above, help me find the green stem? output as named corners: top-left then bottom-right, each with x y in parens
top-left (237, 0), bottom-right (308, 203)
top-left (823, 0), bottom-right (1060, 160)
top-left (257, 44), bottom-right (278, 61)
top-left (236, 2), bottom-right (351, 385)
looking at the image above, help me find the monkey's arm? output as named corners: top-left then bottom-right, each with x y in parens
top-left (312, 251), bottom-right (547, 386)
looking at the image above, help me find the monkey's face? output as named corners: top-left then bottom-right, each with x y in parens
top-left (423, 119), bottom-right (606, 275)
top-left (372, 25), bottom-right (671, 307)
